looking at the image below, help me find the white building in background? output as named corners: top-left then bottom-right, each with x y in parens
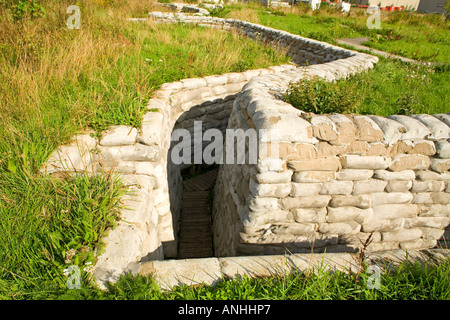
top-left (352, 0), bottom-right (447, 13)
top-left (351, 0), bottom-right (421, 10)
top-left (417, 0), bottom-right (447, 14)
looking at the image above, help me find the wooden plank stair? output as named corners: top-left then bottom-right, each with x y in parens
top-left (177, 168), bottom-right (218, 259)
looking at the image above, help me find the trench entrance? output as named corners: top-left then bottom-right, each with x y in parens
top-left (177, 164), bottom-right (218, 259)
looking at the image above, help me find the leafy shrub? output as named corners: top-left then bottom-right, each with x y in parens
top-left (395, 94), bottom-right (420, 115)
top-left (283, 76), bottom-right (361, 114)
top-left (5, 0), bottom-right (46, 21)
top-left (208, 6), bottom-right (231, 18)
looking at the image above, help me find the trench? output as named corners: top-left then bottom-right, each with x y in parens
top-left (165, 95), bottom-right (235, 260)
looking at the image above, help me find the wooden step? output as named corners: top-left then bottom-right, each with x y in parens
top-left (178, 168), bottom-right (218, 259)
top-left (183, 168), bottom-right (219, 191)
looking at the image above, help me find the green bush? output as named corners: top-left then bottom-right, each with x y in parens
top-left (3, 0), bottom-right (46, 21)
top-left (207, 6), bottom-right (231, 18)
top-left (283, 76), bottom-right (361, 114)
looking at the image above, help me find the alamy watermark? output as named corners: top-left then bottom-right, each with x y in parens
top-left (64, 265), bottom-right (81, 289)
top-left (66, 5), bottom-right (81, 30)
top-left (170, 121), bottom-right (279, 166)
top-left (367, 6), bottom-right (382, 30)
top-left (366, 265), bottom-right (381, 290)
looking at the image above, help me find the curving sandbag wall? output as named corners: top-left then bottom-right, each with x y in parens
top-left (41, 13), bottom-right (450, 288)
top-left (214, 69), bottom-right (450, 257)
top-left (41, 61), bottom-right (297, 285)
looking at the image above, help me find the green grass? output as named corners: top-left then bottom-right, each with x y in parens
top-left (254, 4), bottom-right (450, 63)
top-left (0, 172), bottom-right (127, 300)
top-left (0, 0), bottom-right (288, 300)
top-left (10, 257), bottom-right (450, 300)
top-left (214, 3), bottom-right (449, 63)
top-left (285, 58), bottom-right (449, 116)
top-left (1, 1), bottom-right (449, 300)
top-left (216, 3), bottom-right (449, 116)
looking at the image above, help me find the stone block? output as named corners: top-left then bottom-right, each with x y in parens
top-left (382, 228), bottom-right (422, 242)
top-left (248, 197), bottom-right (281, 212)
top-left (340, 155), bottom-right (390, 170)
top-left (270, 223), bottom-right (317, 235)
top-left (290, 182), bottom-right (323, 197)
top-left (389, 154), bottom-right (429, 171)
top-left (326, 114), bottom-right (357, 145)
top-left (336, 169), bottom-right (374, 181)
top-left (408, 140), bottom-right (436, 156)
top-left (292, 208), bottom-right (327, 223)
top-left (318, 221), bottom-right (361, 234)
top-left (353, 179), bottom-right (387, 195)
top-left (399, 239), bottom-right (437, 250)
top-left (387, 115), bottom-right (431, 140)
top-left (411, 181), bottom-right (445, 193)
top-left (255, 170), bottom-right (293, 184)
top-left (372, 204), bottom-right (419, 220)
top-left (410, 114), bottom-right (450, 140)
top-left (326, 206), bottom-right (372, 223)
top-left (320, 180), bottom-right (353, 195)
top-left (310, 115), bottom-right (338, 141)
top-left (362, 218), bottom-right (404, 233)
top-left (257, 158), bottom-right (285, 173)
top-left (435, 140), bottom-right (450, 159)
top-left (352, 115), bottom-right (384, 142)
top-left (293, 143), bottom-right (318, 160)
top-left (259, 142), bottom-right (296, 159)
top-left (415, 170), bottom-right (450, 181)
top-left (293, 171), bottom-right (336, 183)
top-left (431, 192), bottom-right (450, 204)
top-left (345, 141), bottom-right (369, 155)
top-left (137, 112), bottom-right (164, 146)
top-left (287, 158), bottom-right (341, 172)
top-left (281, 195), bottom-right (331, 209)
top-left (371, 192), bottom-right (413, 205)
top-left (367, 115), bottom-right (406, 145)
top-left (430, 158), bottom-right (450, 173)
top-left (249, 210), bottom-right (294, 226)
top-left (367, 142), bottom-right (387, 156)
top-left (249, 179), bottom-right (291, 198)
top-left (255, 113), bottom-right (317, 144)
top-left (385, 180), bottom-right (413, 192)
top-left (404, 217), bottom-right (450, 229)
top-left (419, 227), bottom-right (445, 240)
top-left (316, 142), bottom-right (346, 158)
top-left (329, 194), bottom-right (372, 209)
top-left (373, 169), bottom-right (415, 181)
top-left (98, 145), bottom-right (160, 162)
top-left (139, 258), bottom-right (222, 290)
top-left (432, 113), bottom-right (450, 126)
top-left (418, 204), bottom-right (450, 217)
top-left (180, 77), bottom-right (207, 90)
top-left (100, 126), bottom-right (138, 146)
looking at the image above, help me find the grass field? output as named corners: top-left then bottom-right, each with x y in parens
top-left (218, 3), bottom-right (449, 116)
top-left (218, 2), bottom-right (450, 63)
top-left (11, 257), bottom-right (450, 300)
top-left (0, 0), bottom-right (449, 300)
top-left (0, 0), bottom-right (288, 299)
